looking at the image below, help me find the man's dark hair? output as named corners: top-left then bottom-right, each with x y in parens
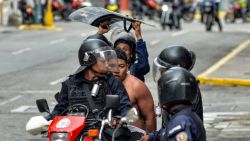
top-left (115, 49), bottom-right (128, 64)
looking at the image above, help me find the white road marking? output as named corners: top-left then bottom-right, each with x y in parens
top-left (49, 38), bottom-right (65, 45)
top-left (198, 39), bottom-right (250, 77)
top-left (10, 106), bottom-right (31, 113)
top-left (11, 105), bottom-right (55, 113)
top-left (150, 39), bottom-right (161, 46)
top-left (12, 48), bottom-right (31, 55)
top-left (0, 95), bottom-right (22, 106)
top-left (20, 90), bottom-right (57, 94)
top-left (238, 29), bottom-right (250, 33)
top-left (50, 77), bottom-right (67, 85)
top-left (204, 112), bottom-right (250, 117)
top-left (171, 30), bottom-right (189, 37)
top-left (0, 90), bottom-right (57, 94)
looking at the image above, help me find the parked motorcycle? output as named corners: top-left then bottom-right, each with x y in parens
top-left (181, 1), bottom-right (195, 22)
top-left (224, 1), bottom-right (250, 23)
top-left (52, 0), bottom-right (92, 21)
top-left (160, 0), bottom-right (181, 30)
top-left (26, 95), bottom-right (144, 141)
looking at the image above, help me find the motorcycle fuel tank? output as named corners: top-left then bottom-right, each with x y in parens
top-left (48, 116), bottom-right (87, 141)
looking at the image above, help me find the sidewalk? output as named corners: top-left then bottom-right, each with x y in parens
top-left (0, 25), bottom-right (18, 33)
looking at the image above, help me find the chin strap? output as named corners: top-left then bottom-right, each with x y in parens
top-left (90, 67), bottom-right (107, 78)
top-left (123, 16), bottom-right (133, 32)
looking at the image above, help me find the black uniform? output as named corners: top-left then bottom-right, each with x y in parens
top-left (48, 73), bottom-right (132, 120)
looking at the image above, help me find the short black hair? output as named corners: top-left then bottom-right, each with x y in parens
top-left (115, 49), bottom-right (128, 64)
top-left (114, 39), bottom-right (136, 65)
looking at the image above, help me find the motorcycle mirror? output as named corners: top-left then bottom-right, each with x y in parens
top-left (124, 108), bottom-right (138, 124)
top-left (105, 95), bottom-right (120, 109)
top-left (36, 99), bottom-right (50, 114)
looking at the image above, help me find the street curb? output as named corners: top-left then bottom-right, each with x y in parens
top-left (18, 24), bottom-right (63, 31)
top-left (198, 76), bottom-right (250, 87)
top-left (197, 39), bottom-right (250, 87)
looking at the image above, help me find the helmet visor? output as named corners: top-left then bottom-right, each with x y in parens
top-left (92, 47), bottom-right (118, 72)
top-left (152, 58), bottom-right (171, 82)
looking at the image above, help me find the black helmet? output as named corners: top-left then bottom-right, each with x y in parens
top-left (152, 45), bottom-right (196, 82)
top-left (158, 45), bottom-right (195, 70)
top-left (75, 38), bottom-right (117, 74)
top-left (111, 28), bottom-right (137, 64)
top-left (86, 34), bottom-right (113, 47)
top-left (157, 67), bottom-right (198, 106)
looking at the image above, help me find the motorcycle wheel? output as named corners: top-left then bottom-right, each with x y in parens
top-left (161, 13), bottom-right (167, 30)
top-left (172, 13), bottom-right (181, 30)
top-left (244, 12), bottom-right (250, 22)
top-left (162, 24), bottom-right (166, 30)
top-left (182, 12), bottom-right (194, 22)
top-left (169, 24), bottom-right (173, 30)
top-left (206, 14), bottom-right (213, 31)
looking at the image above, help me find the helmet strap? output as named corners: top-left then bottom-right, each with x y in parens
top-left (123, 17), bottom-right (133, 32)
top-left (90, 67), bottom-right (106, 78)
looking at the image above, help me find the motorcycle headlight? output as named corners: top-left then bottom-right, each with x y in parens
top-left (81, 2), bottom-right (92, 7)
top-left (51, 132), bottom-right (68, 141)
top-left (162, 5), bottom-right (169, 11)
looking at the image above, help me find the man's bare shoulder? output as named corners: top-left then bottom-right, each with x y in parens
top-left (125, 74), bottom-right (146, 87)
top-left (124, 75), bottom-right (151, 96)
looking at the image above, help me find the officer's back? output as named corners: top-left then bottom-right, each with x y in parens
top-left (140, 67), bottom-right (206, 141)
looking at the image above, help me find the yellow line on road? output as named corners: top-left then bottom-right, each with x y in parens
top-left (18, 24), bottom-right (62, 31)
top-left (198, 39), bottom-right (250, 77)
top-left (198, 77), bottom-right (250, 87)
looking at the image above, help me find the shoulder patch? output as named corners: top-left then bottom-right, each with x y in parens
top-left (176, 131), bottom-right (188, 141)
top-left (168, 124), bottom-right (184, 137)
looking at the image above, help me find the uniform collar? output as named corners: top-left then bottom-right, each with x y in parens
top-left (168, 105), bottom-right (193, 117)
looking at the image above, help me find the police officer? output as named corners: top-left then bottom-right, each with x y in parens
top-left (46, 38), bottom-right (132, 121)
top-left (140, 67), bottom-right (206, 141)
top-left (152, 45), bottom-right (203, 122)
top-left (111, 22), bottom-right (150, 82)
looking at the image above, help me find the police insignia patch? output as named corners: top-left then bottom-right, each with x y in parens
top-left (176, 132), bottom-right (188, 141)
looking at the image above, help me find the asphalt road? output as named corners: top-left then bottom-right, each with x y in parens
top-left (0, 20), bottom-right (250, 141)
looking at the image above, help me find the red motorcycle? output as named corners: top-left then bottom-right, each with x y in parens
top-left (26, 95), bottom-right (143, 141)
top-left (225, 1), bottom-right (250, 23)
top-left (52, 0), bottom-right (91, 20)
top-left (225, 2), bottom-right (242, 23)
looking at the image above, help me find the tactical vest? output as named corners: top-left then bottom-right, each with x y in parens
top-left (68, 80), bottom-right (112, 118)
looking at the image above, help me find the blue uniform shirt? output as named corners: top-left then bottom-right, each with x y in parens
top-left (130, 39), bottom-right (150, 82)
top-left (149, 106), bottom-right (206, 141)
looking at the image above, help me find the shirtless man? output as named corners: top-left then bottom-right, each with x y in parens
top-left (113, 49), bottom-right (156, 133)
